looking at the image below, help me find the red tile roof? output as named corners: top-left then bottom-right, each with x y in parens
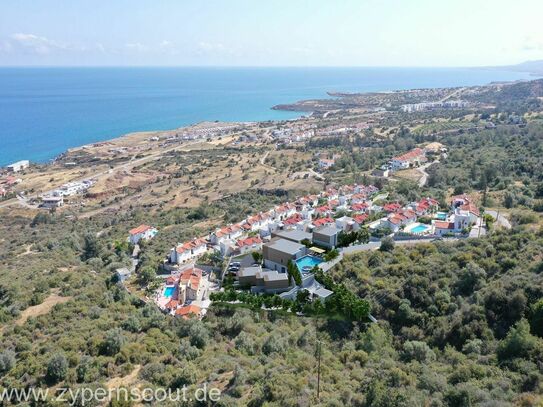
top-left (129, 224), bottom-right (153, 235)
top-left (383, 203), bottom-right (402, 213)
top-left (176, 238), bottom-right (207, 253)
top-left (313, 217), bottom-right (334, 227)
top-left (236, 236), bottom-right (262, 248)
top-left (175, 304), bottom-right (202, 319)
top-left (460, 202), bottom-right (480, 217)
top-left (392, 148), bottom-right (426, 163)
top-left (215, 225), bottom-right (241, 238)
top-left (353, 214), bottom-right (368, 224)
top-left (179, 268), bottom-right (203, 290)
top-left (434, 221), bottom-right (454, 229)
top-left (315, 205), bottom-right (331, 214)
top-left (283, 213), bottom-right (303, 225)
top-left (351, 193), bottom-right (367, 201)
top-left (165, 299), bottom-right (178, 310)
top-left (351, 202), bottom-right (369, 212)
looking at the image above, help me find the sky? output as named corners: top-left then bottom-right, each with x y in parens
top-left (1, 0), bottom-right (542, 67)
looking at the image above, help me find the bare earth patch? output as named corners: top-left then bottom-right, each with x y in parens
top-left (16, 293), bottom-right (72, 326)
top-left (106, 365), bottom-right (142, 391)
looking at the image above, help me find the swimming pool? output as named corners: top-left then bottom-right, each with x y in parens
top-left (410, 224), bottom-right (431, 234)
top-left (296, 255), bottom-right (323, 272)
top-left (436, 212), bottom-right (447, 220)
top-left (163, 286), bottom-right (175, 298)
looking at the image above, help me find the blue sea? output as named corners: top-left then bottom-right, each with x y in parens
top-left (0, 67), bottom-right (532, 166)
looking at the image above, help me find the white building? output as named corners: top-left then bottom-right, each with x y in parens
top-left (53, 181), bottom-right (92, 197)
top-left (128, 224), bottom-right (158, 245)
top-left (41, 195), bottom-right (63, 209)
top-left (170, 238), bottom-right (208, 264)
top-left (7, 160), bottom-right (29, 173)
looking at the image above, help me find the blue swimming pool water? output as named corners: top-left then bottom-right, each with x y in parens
top-left (411, 224), bottom-right (431, 234)
top-left (436, 212), bottom-right (447, 220)
top-left (296, 255), bottom-right (323, 272)
top-left (164, 286), bottom-right (175, 298)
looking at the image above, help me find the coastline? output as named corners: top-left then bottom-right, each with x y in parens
top-left (1, 67), bottom-right (536, 167)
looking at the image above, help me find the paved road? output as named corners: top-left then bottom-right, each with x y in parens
top-left (485, 210), bottom-right (512, 229)
top-left (416, 159), bottom-right (439, 188)
top-left (1, 125), bottom-right (277, 210)
top-left (371, 193), bottom-right (389, 202)
top-left (341, 237), bottom-right (459, 255)
top-left (439, 87), bottom-right (466, 102)
top-left (469, 216), bottom-right (487, 238)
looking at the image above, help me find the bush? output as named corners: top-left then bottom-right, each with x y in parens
top-left (262, 334), bottom-right (285, 355)
top-left (101, 329), bottom-right (126, 356)
top-left (379, 237), bottom-right (395, 252)
top-left (497, 319), bottom-right (540, 361)
top-left (0, 350), bottom-right (15, 374)
top-left (188, 322), bottom-right (209, 349)
top-left (402, 340), bottom-right (436, 363)
top-left (46, 353), bottom-right (68, 384)
top-left (178, 339), bottom-right (201, 361)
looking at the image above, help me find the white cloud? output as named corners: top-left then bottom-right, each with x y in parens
top-left (10, 33), bottom-right (69, 54)
top-left (160, 40), bottom-right (173, 49)
top-left (125, 42), bottom-right (147, 52)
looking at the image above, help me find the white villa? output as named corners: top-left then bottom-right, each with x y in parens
top-left (128, 224), bottom-right (158, 245)
top-left (170, 238), bottom-right (208, 264)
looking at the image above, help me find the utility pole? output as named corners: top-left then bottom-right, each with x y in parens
top-left (316, 340), bottom-right (322, 401)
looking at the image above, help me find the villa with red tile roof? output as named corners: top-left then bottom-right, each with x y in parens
top-left (236, 236), bottom-right (263, 255)
top-left (244, 212), bottom-right (272, 231)
top-left (389, 148), bottom-right (427, 171)
top-left (179, 267), bottom-right (203, 301)
top-left (451, 194), bottom-right (480, 217)
top-left (318, 158), bottom-right (335, 170)
top-left (351, 202), bottom-right (369, 213)
top-left (353, 214), bottom-right (369, 225)
top-left (175, 304), bottom-right (203, 319)
top-left (383, 202), bottom-right (402, 213)
top-left (412, 197), bottom-right (440, 216)
top-left (282, 213), bottom-right (304, 227)
top-left (312, 217), bottom-right (335, 228)
top-left (128, 224), bottom-right (158, 245)
top-left (170, 238), bottom-right (208, 264)
top-left (210, 224), bottom-right (244, 245)
top-left (323, 188), bottom-right (339, 200)
top-left (314, 205), bottom-right (332, 216)
top-left (378, 209), bottom-right (417, 233)
top-left (350, 193), bottom-right (368, 204)
top-left (274, 203), bottom-right (297, 220)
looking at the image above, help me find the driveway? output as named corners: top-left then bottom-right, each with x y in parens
top-left (485, 210), bottom-right (512, 229)
top-left (469, 217), bottom-right (487, 238)
top-left (416, 160), bottom-right (438, 188)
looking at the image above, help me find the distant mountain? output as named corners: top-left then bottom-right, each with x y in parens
top-left (506, 60), bottom-right (543, 75)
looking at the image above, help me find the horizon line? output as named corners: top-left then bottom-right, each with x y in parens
top-left (0, 64), bottom-right (521, 69)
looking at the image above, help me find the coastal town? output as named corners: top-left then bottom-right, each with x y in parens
top-left (2, 2), bottom-right (543, 404)
top-left (1, 80), bottom-right (522, 324)
top-left (125, 168), bottom-right (483, 319)
top-left (0, 74), bottom-right (541, 407)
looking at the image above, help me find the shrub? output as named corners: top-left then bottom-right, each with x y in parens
top-left (101, 329), bottom-right (126, 356)
top-left (262, 334), bottom-right (285, 355)
top-left (497, 319), bottom-right (540, 361)
top-left (0, 350), bottom-right (15, 374)
top-left (402, 340), bottom-right (436, 363)
top-left (188, 322), bottom-right (209, 349)
top-left (46, 353), bottom-right (68, 384)
top-left (379, 237), bottom-right (395, 252)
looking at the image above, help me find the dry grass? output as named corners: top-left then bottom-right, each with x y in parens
top-left (106, 365), bottom-right (142, 391)
top-left (16, 293), bottom-right (72, 326)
